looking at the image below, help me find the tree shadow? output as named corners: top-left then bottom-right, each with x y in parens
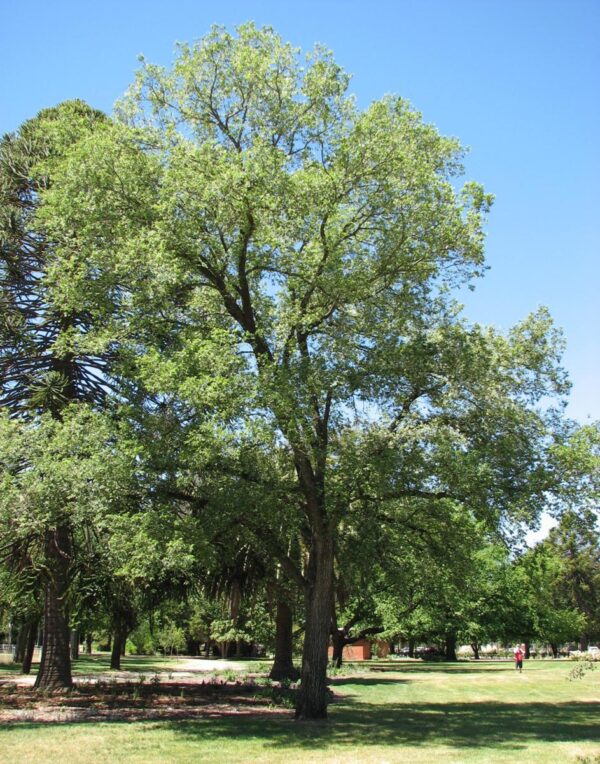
top-left (159, 699), bottom-right (600, 753)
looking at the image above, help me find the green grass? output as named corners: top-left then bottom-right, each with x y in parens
top-left (1, 660), bottom-right (598, 763)
top-left (0, 653), bottom-right (264, 677)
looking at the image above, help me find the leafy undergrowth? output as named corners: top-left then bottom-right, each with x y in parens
top-left (0, 678), bottom-right (298, 723)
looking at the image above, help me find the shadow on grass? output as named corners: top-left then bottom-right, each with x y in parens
top-left (1, 700), bottom-right (597, 754)
top-left (164, 700), bottom-right (600, 752)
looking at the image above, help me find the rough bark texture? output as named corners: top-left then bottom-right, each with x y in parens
top-left (295, 534), bottom-right (334, 719)
top-left (34, 526), bottom-right (73, 690)
top-left (269, 599), bottom-right (300, 681)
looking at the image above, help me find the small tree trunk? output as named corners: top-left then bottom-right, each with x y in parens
top-left (22, 620), bottom-right (39, 675)
top-left (111, 626), bottom-right (126, 670)
top-left (15, 623), bottom-right (27, 664)
top-left (331, 629), bottom-right (346, 669)
top-left (70, 630), bottom-right (79, 660)
top-left (34, 526), bottom-right (73, 690)
top-left (471, 642), bottom-right (480, 660)
top-left (85, 633), bottom-right (92, 654)
top-left (524, 641), bottom-right (531, 659)
top-left (550, 643), bottom-right (558, 658)
top-left (580, 634), bottom-right (588, 651)
top-left (295, 533), bottom-right (334, 720)
top-left (270, 599), bottom-right (299, 681)
top-left (408, 638), bottom-right (416, 658)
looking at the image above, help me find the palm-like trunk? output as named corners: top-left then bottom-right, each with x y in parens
top-left (270, 599), bottom-right (299, 681)
top-left (22, 619), bottom-right (39, 675)
top-left (34, 526), bottom-right (73, 690)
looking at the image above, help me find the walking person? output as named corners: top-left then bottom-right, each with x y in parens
top-left (514, 643), bottom-right (524, 673)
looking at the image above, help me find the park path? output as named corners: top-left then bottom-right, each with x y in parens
top-left (0, 656), bottom-right (255, 688)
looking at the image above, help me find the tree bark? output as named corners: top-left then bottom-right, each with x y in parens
top-left (22, 620), bottom-right (39, 675)
top-left (34, 526), bottom-right (73, 690)
top-left (110, 626), bottom-right (126, 670)
top-left (85, 633), bottom-right (92, 655)
top-left (70, 630), bottom-right (79, 660)
top-left (295, 533), bottom-right (334, 719)
top-left (331, 628), bottom-right (345, 669)
top-left (15, 622), bottom-right (27, 664)
top-left (270, 599), bottom-right (299, 681)
top-left (445, 632), bottom-right (457, 661)
top-left (471, 641), bottom-right (480, 660)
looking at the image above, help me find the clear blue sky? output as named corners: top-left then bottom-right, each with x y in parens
top-left (1, 0), bottom-right (598, 423)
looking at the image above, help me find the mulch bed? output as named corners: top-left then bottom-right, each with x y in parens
top-left (0, 680), bottom-right (297, 724)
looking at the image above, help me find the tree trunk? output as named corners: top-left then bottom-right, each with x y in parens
top-left (408, 638), bottom-right (416, 658)
top-left (34, 526), bottom-right (73, 690)
top-left (295, 533), bottom-right (334, 719)
top-left (331, 628), bottom-right (346, 669)
top-left (524, 641), bottom-right (531, 659)
top-left (270, 599), bottom-right (300, 681)
top-left (111, 626), bottom-right (126, 670)
top-left (471, 642), bottom-right (480, 660)
top-left (22, 620), bottom-right (39, 675)
top-left (580, 634), bottom-right (588, 651)
top-left (70, 630), bottom-right (79, 660)
top-left (445, 632), bottom-right (457, 661)
top-left (550, 643), bottom-right (558, 658)
top-left (15, 622), bottom-right (27, 664)
top-left (85, 633), bottom-right (92, 654)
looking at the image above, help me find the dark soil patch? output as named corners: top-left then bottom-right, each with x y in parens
top-left (0, 680), bottom-right (298, 724)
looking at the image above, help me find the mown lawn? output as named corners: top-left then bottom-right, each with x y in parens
top-left (1, 659), bottom-right (598, 763)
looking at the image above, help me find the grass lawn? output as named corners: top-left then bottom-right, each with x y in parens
top-left (1, 658), bottom-right (598, 763)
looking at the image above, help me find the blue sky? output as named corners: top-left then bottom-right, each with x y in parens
top-left (1, 0), bottom-right (598, 423)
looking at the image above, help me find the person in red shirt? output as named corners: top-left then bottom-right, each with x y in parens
top-left (514, 644), bottom-right (524, 673)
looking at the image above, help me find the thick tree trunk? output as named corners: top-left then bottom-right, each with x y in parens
top-left (408, 638), bottom-right (416, 658)
top-left (34, 526), bottom-right (73, 690)
top-left (22, 620), bottom-right (39, 675)
top-left (70, 630), bottom-right (79, 660)
top-left (445, 632), bottom-right (457, 661)
top-left (270, 599), bottom-right (300, 681)
top-left (524, 641), bottom-right (531, 660)
top-left (295, 534), bottom-right (334, 719)
top-left (85, 633), bottom-right (92, 655)
top-left (110, 626), bottom-right (126, 670)
top-left (471, 642), bottom-right (480, 660)
top-left (550, 643), bottom-right (559, 658)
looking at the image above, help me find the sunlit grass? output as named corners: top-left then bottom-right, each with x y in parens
top-left (1, 659), bottom-right (598, 763)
